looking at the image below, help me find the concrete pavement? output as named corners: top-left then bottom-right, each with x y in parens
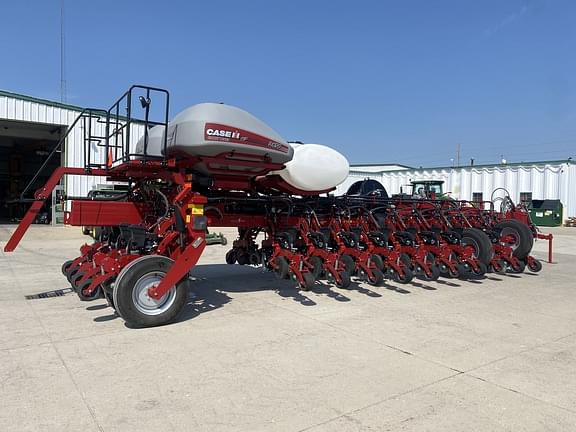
top-left (1, 225), bottom-right (576, 431)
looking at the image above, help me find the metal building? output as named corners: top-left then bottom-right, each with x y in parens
top-left (336, 160), bottom-right (576, 219)
top-left (2, 89), bottom-right (575, 223)
top-left (0, 90), bottom-right (145, 224)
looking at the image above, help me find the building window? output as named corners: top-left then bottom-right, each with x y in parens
top-left (520, 192), bottom-right (532, 205)
top-left (472, 192), bottom-right (483, 203)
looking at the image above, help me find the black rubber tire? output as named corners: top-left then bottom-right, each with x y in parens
top-left (367, 268), bottom-right (385, 286)
top-left (507, 258), bottom-right (526, 274)
top-left (439, 252), bottom-right (459, 277)
top-left (274, 256), bottom-right (290, 280)
top-left (77, 279), bottom-right (102, 301)
top-left (393, 266), bottom-right (414, 284)
top-left (370, 254), bottom-right (384, 270)
top-left (462, 228), bottom-right (493, 265)
top-left (113, 255), bottom-right (188, 328)
top-left (334, 271), bottom-right (351, 289)
top-left (236, 253), bottom-right (250, 265)
top-left (61, 260), bottom-right (74, 276)
top-left (399, 253), bottom-right (412, 268)
top-left (309, 256), bottom-right (324, 280)
top-left (495, 220), bottom-right (534, 259)
top-left (102, 279), bottom-right (115, 309)
top-left (527, 258), bottom-right (543, 273)
top-left (419, 264), bottom-right (440, 281)
top-left (490, 259), bottom-right (507, 275)
top-left (340, 254), bottom-right (356, 274)
top-left (457, 262), bottom-right (471, 278)
top-left (66, 266), bottom-right (80, 283)
top-left (300, 272), bottom-right (315, 291)
top-left (71, 271), bottom-right (85, 290)
top-left (225, 249), bottom-right (237, 265)
top-left (469, 261), bottom-right (487, 279)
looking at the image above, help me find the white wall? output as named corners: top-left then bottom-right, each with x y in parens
top-left (349, 164), bottom-right (411, 173)
top-left (338, 161), bottom-right (576, 219)
top-left (0, 92), bottom-right (145, 199)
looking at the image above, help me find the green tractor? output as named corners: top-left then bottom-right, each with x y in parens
top-left (410, 180), bottom-right (452, 200)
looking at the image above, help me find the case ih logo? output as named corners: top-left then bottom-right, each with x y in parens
top-left (204, 123), bottom-right (289, 153)
top-left (205, 128), bottom-right (241, 140)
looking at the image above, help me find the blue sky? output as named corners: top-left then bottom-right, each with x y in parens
top-left (1, 0), bottom-right (575, 166)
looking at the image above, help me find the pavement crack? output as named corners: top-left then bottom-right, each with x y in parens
top-left (297, 371), bottom-right (462, 432)
top-left (465, 374), bottom-right (576, 415)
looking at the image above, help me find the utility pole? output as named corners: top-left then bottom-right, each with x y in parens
top-left (456, 143), bottom-right (461, 168)
top-left (60, 0), bottom-right (67, 103)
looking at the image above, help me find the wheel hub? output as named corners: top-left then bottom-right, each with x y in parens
top-left (132, 272), bottom-right (176, 316)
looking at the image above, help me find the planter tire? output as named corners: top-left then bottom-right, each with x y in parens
top-left (113, 255), bottom-right (188, 328)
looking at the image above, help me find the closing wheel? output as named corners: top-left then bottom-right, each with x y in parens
top-left (66, 266), bottom-right (80, 283)
top-left (393, 266), bottom-right (413, 284)
top-left (457, 262), bottom-right (471, 278)
top-left (334, 271), bottom-right (351, 289)
top-left (309, 256), bottom-right (324, 280)
top-left (77, 279), bottom-right (102, 301)
top-left (469, 261), bottom-right (487, 279)
top-left (419, 264), bottom-right (440, 281)
top-left (370, 254), bottom-right (384, 270)
top-left (300, 272), bottom-right (315, 291)
top-left (399, 253), bottom-right (412, 269)
top-left (490, 259), bottom-right (507, 275)
top-left (225, 249), bottom-right (237, 265)
top-left (71, 271), bottom-right (85, 290)
top-left (274, 256), bottom-right (290, 279)
top-left (527, 258), bottom-right (543, 273)
top-left (447, 266), bottom-right (460, 278)
top-left (507, 258), bottom-right (526, 274)
top-left (237, 253), bottom-right (250, 265)
top-left (367, 268), bottom-right (384, 286)
top-left (340, 254), bottom-right (356, 274)
top-left (102, 279), bottom-right (115, 309)
top-left (61, 260), bottom-right (74, 276)
top-left (113, 255), bottom-right (188, 328)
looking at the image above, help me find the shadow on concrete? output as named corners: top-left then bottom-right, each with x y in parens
top-left (86, 304), bottom-right (108, 311)
top-left (435, 279), bottom-right (461, 287)
top-left (410, 281), bottom-right (437, 291)
top-left (312, 281), bottom-right (351, 302)
top-left (466, 279), bottom-right (483, 284)
top-left (383, 283), bottom-right (411, 294)
top-left (348, 282), bottom-right (383, 298)
top-left (485, 276), bottom-right (504, 281)
top-left (94, 313), bottom-right (119, 322)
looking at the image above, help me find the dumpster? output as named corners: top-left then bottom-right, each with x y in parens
top-left (528, 199), bottom-right (563, 227)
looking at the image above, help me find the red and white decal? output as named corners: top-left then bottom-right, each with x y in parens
top-left (204, 123), bottom-right (289, 153)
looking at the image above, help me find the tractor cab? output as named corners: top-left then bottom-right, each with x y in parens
top-left (410, 180), bottom-right (447, 200)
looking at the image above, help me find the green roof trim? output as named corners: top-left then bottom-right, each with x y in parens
top-left (0, 89), bottom-right (87, 112)
top-left (350, 159), bottom-right (573, 174)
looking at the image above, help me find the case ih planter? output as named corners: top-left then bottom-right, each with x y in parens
top-left (5, 86), bottom-right (548, 328)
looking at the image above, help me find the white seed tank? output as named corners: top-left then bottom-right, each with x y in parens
top-left (272, 143), bottom-right (350, 192)
top-left (134, 103), bottom-right (350, 194)
top-left (165, 103), bottom-right (293, 168)
top-left (134, 125), bottom-right (165, 158)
